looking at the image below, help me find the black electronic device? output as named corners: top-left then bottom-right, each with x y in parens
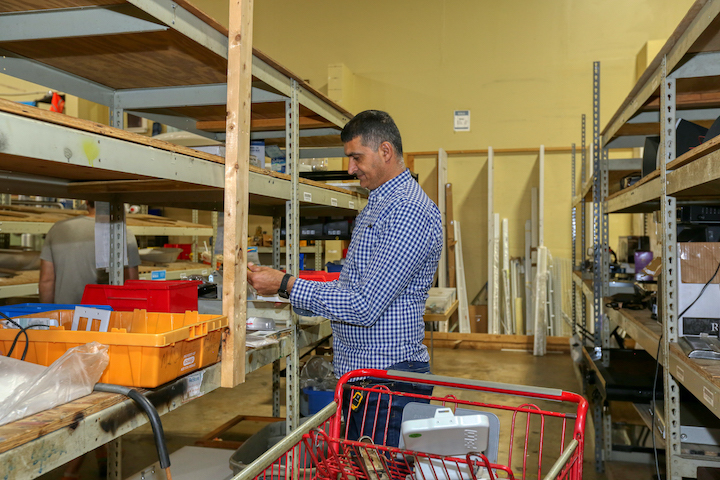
top-left (705, 114), bottom-right (720, 143)
top-left (677, 224), bottom-right (720, 242)
top-left (617, 235), bottom-right (650, 263)
top-left (677, 119), bottom-right (708, 157)
top-left (678, 205), bottom-right (720, 224)
top-left (641, 136), bottom-right (660, 178)
top-left (620, 174), bottom-right (641, 189)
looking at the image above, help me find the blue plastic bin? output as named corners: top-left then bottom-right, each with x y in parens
top-left (302, 387), bottom-right (335, 416)
top-left (0, 303), bottom-right (113, 318)
top-left (325, 262), bottom-right (343, 273)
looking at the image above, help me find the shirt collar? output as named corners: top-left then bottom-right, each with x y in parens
top-left (369, 168), bottom-right (410, 200)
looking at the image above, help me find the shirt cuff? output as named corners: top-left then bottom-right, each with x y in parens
top-left (290, 278), bottom-right (316, 311)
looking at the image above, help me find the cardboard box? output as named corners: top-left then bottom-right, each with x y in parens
top-left (262, 234), bottom-right (272, 247)
top-left (679, 243), bottom-right (720, 284)
top-left (468, 305), bottom-right (488, 334)
top-left (678, 243), bottom-right (720, 336)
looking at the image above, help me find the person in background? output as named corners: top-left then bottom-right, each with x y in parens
top-left (39, 200), bottom-right (140, 304)
top-left (248, 110), bottom-right (443, 447)
top-left (38, 200), bottom-right (140, 479)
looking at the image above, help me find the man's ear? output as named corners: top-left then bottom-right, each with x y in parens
top-left (379, 141), bottom-right (394, 163)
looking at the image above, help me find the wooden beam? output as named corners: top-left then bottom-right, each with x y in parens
top-left (405, 154), bottom-right (415, 172)
top-left (422, 332), bottom-right (570, 353)
top-left (405, 146), bottom-right (592, 157)
top-left (68, 179), bottom-right (221, 193)
top-left (197, 116), bottom-right (336, 132)
top-left (221, 0), bottom-right (253, 388)
top-left (446, 184), bottom-right (456, 289)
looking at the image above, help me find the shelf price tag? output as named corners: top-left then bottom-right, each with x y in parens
top-left (151, 270), bottom-right (166, 280)
top-left (675, 366), bottom-right (684, 382)
top-left (303, 192), bottom-right (312, 202)
top-left (331, 198), bottom-right (338, 207)
top-left (349, 201), bottom-right (355, 209)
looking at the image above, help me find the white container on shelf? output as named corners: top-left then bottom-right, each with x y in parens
top-left (425, 287), bottom-right (457, 314)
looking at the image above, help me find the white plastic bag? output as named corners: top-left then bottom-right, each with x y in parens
top-left (0, 342), bottom-right (110, 426)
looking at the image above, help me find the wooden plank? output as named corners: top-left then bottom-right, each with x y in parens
top-left (423, 299), bottom-right (459, 323)
top-left (454, 221), bottom-right (471, 334)
top-left (405, 146), bottom-right (584, 156)
top-left (405, 154), bottom-right (415, 172)
top-left (446, 184), bottom-right (456, 289)
top-left (422, 332), bottom-right (571, 353)
top-left (197, 116), bottom-right (336, 133)
top-left (0, 392), bottom-right (124, 454)
top-left (437, 148), bottom-right (448, 290)
top-left (0, 1), bottom-right (124, 13)
top-left (487, 147), bottom-right (495, 333)
top-left (68, 179), bottom-right (221, 193)
top-left (221, 0), bottom-right (252, 388)
top-left (0, 98), bottom-right (223, 164)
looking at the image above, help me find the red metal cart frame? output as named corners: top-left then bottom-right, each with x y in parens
top-left (231, 369), bottom-right (588, 480)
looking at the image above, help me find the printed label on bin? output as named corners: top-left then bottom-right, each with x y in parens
top-left (151, 270), bottom-right (166, 280)
top-left (183, 371), bottom-right (204, 403)
top-left (180, 352), bottom-right (197, 372)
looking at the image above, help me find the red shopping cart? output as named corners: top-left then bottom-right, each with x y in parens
top-left (231, 369), bottom-right (588, 480)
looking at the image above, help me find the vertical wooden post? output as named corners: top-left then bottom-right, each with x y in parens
top-left (405, 154), bottom-right (415, 172)
top-left (222, 0), bottom-right (253, 387)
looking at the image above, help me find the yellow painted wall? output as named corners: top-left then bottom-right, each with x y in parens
top-left (218, 0), bottom-right (690, 301)
top-left (1, 1), bottom-right (697, 302)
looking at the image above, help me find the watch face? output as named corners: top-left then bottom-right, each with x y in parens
top-left (278, 290), bottom-right (290, 299)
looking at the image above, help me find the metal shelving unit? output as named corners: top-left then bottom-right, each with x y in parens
top-left (0, 1), bottom-right (363, 478)
top-left (575, 1), bottom-right (720, 477)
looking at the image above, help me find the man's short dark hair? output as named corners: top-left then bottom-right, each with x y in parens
top-left (86, 200), bottom-right (95, 209)
top-left (341, 110), bottom-right (403, 158)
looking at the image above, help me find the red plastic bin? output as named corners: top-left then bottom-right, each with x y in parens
top-left (81, 280), bottom-right (201, 313)
top-left (298, 270), bottom-right (340, 282)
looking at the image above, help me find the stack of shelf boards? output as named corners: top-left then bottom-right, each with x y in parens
top-left (600, 0), bottom-right (720, 214)
top-left (0, 205), bottom-right (213, 236)
top-left (0, 98), bottom-right (365, 214)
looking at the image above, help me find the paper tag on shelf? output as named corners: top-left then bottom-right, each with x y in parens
top-left (349, 201), bottom-right (355, 209)
top-left (704, 386), bottom-right (714, 407)
top-left (183, 371), bottom-right (204, 403)
top-left (151, 270), bottom-right (166, 280)
top-left (331, 198), bottom-right (338, 207)
top-left (675, 366), bottom-right (684, 382)
top-left (304, 192), bottom-right (312, 202)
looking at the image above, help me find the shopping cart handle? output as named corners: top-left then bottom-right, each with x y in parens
top-left (384, 369), bottom-right (565, 400)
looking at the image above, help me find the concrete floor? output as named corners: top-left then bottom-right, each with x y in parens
top-left (40, 348), bottom-right (605, 480)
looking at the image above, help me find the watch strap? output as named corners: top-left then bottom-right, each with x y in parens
top-left (278, 273), bottom-right (292, 297)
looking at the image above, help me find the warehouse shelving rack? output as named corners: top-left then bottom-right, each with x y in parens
top-left (572, 1), bottom-right (720, 477)
top-left (0, 1), bottom-right (365, 478)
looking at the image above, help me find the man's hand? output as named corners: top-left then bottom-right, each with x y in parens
top-left (247, 263), bottom-right (294, 296)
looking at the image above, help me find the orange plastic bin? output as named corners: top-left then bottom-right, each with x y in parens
top-left (0, 309), bottom-right (228, 387)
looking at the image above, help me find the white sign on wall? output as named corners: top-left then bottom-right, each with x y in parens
top-left (454, 110), bottom-right (470, 132)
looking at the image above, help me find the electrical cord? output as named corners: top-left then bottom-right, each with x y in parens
top-left (1, 312), bottom-right (30, 361)
top-left (678, 260), bottom-right (720, 319)
top-left (93, 383), bottom-right (172, 479)
top-left (652, 333), bottom-right (662, 480)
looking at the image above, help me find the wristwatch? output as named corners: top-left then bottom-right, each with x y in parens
top-left (278, 273), bottom-right (292, 299)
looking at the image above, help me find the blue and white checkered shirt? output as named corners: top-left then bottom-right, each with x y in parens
top-left (291, 169), bottom-right (443, 378)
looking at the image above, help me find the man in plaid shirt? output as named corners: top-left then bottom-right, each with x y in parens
top-left (249, 110), bottom-right (443, 446)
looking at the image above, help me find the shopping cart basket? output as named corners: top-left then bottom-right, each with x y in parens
top-left (230, 369), bottom-right (588, 480)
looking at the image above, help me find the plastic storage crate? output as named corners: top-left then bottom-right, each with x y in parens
top-left (82, 280), bottom-right (201, 313)
top-left (0, 309), bottom-right (227, 387)
top-left (0, 303), bottom-right (112, 318)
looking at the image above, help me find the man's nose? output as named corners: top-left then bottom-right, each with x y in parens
top-left (347, 159), bottom-right (358, 175)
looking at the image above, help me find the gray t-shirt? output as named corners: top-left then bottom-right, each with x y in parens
top-left (40, 216), bottom-right (141, 304)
